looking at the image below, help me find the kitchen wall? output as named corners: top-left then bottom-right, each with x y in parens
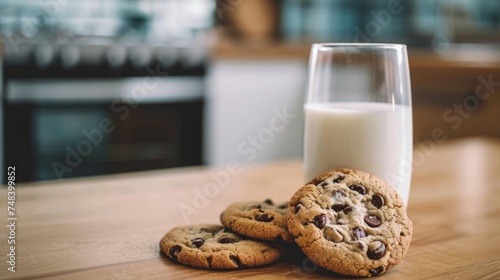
top-left (205, 59), bottom-right (307, 165)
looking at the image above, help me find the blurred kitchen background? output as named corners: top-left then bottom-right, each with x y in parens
top-left (1, 0), bottom-right (499, 183)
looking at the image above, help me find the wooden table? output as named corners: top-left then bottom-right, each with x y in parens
top-left (1, 137), bottom-right (500, 279)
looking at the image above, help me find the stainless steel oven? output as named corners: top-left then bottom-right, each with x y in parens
top-left (4, 74), bottom-right (204, 182)
top-left (0, 0), bottom-right (214, 183)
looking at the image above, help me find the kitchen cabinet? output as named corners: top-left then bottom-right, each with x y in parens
top-left (410, 50), bottom-right (500, 141)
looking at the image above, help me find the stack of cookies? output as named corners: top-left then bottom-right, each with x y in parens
top-left (160, 168), bottom-right (413, 277)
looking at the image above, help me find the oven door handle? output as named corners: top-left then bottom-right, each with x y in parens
top-left (6, 77), bottom-right (204, 104)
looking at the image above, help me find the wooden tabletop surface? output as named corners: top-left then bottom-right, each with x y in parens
top-left (1, 137), bottom-right (500, 279)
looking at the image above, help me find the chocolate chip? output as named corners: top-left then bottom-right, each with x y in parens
top-left (318, 181), bottom-right (329, 188)
top-left (168, 245), bottom-right (182, 260)
top-left (219, 237), bottom-right (238, 244)
top-left (372, 194), bottom-right (385, 208)
top-left (369, 266), bottom-right (384, 276)
top-left (353, 227), bottom-right (366, 240)
top-left (251, 204), bottom-right (262, 210)
top-left (230, 255), bottom-right (243, 268)
top-left (199, 228), bottom-right (212, 233)
top-left (191, 238), bottom-right (204, 248)
top-left (367, 242), bottom-right (386, 260)
top-left (278, 203), bottom-right (288, 209)
top-left (331, 204), bottom-right (346, 212)
top-left (349, 183), bottom-right (367, 194)
top-left (343, 206), bottom-right (355, 214)
top-left (332, 189), bottom-right (346, 198)
top-left (357, 242), bottom-right (365, 251)
top-left (264, 199), bottom-right (274, 205)
top-left (364, 215), bottom-right (381, 227)
top-left (294, 203), bottom-right (302, 214)
top-left (333, 175), bottom-right (345, 183)
top-left (313, 214), bottom-right (327, 229)
top-left (255, 213), bottom-right (274, 222)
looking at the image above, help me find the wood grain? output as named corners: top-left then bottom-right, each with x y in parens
top-left (1, 137), bottom-right (500, 279)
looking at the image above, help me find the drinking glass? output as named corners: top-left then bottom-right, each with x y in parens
top-left (303, 43), bottom-right (413, 206)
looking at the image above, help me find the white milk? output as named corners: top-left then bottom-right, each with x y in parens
top-left (303, 102), bottom-right (412, 206)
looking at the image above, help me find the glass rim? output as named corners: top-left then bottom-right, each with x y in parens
top-left (311, 43), bottom-right (406, 51)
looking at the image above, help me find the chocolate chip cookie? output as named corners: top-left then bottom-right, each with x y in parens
top-left (160, 224), bottom-right (283, 269)
top-left (220, 199), bottom-right (294, 242)
top-left (287, 168), bottom-right (413, 277)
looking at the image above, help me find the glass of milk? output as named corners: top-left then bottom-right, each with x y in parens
top-left (303, 43), bottom-right (412, 206)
